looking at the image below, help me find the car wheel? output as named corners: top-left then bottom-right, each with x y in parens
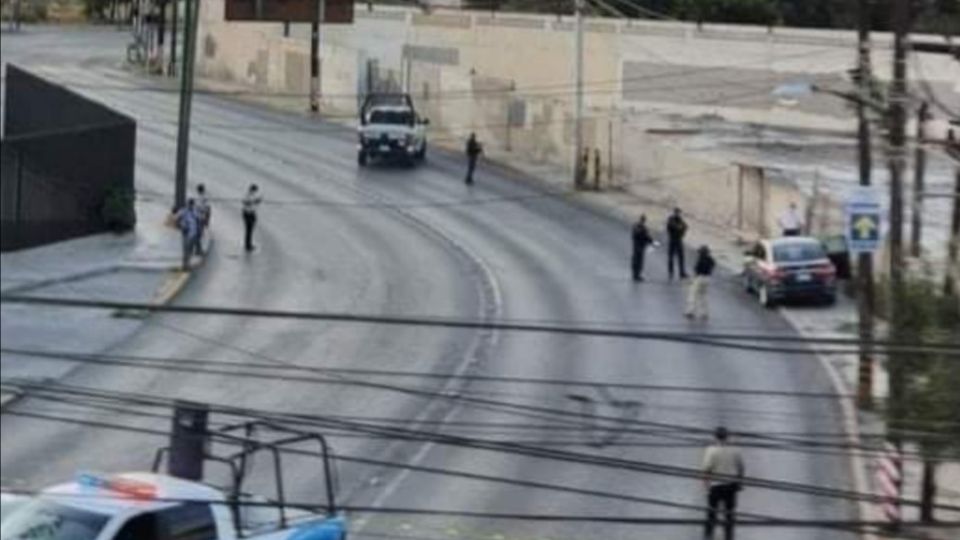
top-left (758, 285), bottom-right (774, 308)
top-left (417, 142), bottom-right (427, 162)
top-left (358, 151), bottom-right (367, 167)
top-left (822, 294), bottom-right (837, 306)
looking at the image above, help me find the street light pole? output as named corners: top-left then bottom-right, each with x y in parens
top-left (855, 0), bottom-right (875, 410)
top-left (173, 0), bottom-right (199, 210)
top-left (573, 0), bottom-right (584, 189)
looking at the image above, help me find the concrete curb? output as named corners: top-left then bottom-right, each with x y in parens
top-left (0, 234), bottom-right (214, 411)
top-left (779, 309), bottom-right (875, 540)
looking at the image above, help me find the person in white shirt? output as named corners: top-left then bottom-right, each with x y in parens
top-left (778, 202), bottom-right (805, 236)
top-left (702, 426), bottom-right (745, 539)
top-left (195, 183), bottom-right (211, 252)
top-left (242, 184), bottom-right (262, 252)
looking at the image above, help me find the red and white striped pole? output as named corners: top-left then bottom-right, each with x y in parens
top-left (876, 441), bottom-right (903, 527)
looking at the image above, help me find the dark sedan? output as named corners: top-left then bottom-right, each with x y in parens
top-left (742, 236), bottom-right (838, 307)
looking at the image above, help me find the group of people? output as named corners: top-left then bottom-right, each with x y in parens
top-left (174, 183), bottom-right (263, 269)
top-left (631, 208), bottom-right (716, 319)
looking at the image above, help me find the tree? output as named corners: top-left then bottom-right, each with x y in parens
top-left (887, 277), bottom-right (960, 522)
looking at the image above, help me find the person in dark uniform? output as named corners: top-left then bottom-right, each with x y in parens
top-left (631, 214), bottom-right (653, 281)
top-left (666, 207), bottom-right (689, 280)
top-left (242, 184), bottom-right (262, 252)
top-left (465, 133), bottom-right (483, 185)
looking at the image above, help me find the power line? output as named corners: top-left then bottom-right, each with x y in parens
top-left (17, 390), bottom-right (956, 463)
top-left (0, 347), bottom-right (855, 400)
top-left (2, 295), bottom-right (956, 355)
top-left (1, 406), bottom-right (950, 538)
top-left (6, 380), bottom-right (958, 513)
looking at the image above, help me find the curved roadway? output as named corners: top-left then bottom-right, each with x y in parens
top-left (1, 27), bottom-right (856, 540)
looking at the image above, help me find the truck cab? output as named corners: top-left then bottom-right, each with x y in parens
top-left (1, 422), bottom-right (346, 540)
top-left (357, 93), bottom-right (428, 166)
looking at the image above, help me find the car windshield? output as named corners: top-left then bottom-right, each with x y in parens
top-left (369, 110), bottom-right (413, 125)
top-left (773, 241), bottom-right (826, 263)
top-left (0, 499), bottom-right (110, 540)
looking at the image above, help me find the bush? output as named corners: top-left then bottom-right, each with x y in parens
top-left (101, 185), bottom-right (137, 233)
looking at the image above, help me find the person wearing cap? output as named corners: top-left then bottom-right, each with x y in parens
top-left (702, 426), bottom-right (745, 539)
top-left (685, 245), bottom-right (716, 319)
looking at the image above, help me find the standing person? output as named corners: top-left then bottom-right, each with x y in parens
top-left (195, 183), bottom-right (211, 253)
top-left (685, 245), bottom-right (716, 319)
top-left (175, 199), bottom-right (201, 270)
top-left (702, 426), bottom-right (745, 540)
top-left (465, 133), bottom-right (483, 185)
top-left (778, 201), bottom-right (805, 236)
top-left (666, 207), bottom-right (689, 279)
top-left (242, 184), bottom-right (262, 252)
top-left (631, 215), bottom-right (654, 282)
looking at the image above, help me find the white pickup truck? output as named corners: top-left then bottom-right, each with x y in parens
top-left (0, 473), bottom-right (346, 540)
top-left (357, 93), bottom-right (428, 166)
top-left (1, 421), bottom-right (347, 540)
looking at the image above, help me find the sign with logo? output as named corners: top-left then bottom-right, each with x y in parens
top-left (845, 188), bottom-right (882, 253)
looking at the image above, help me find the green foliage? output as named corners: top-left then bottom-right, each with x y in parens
top-left (886, 278), bottom-right (960, 457)
top-left (100, 185), bottom-right (137, 233)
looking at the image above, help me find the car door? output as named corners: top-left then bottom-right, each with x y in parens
top-left (743, 242), bottom-right (763, 286)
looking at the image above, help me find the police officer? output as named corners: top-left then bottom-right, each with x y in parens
top-left (465, 133), bottom-right (483, 185)
top-left (702, 426), bottom-right (745, 540)
top-left (666, 207), bottom-right (689, 280)
top-left (242, 184), bottom-right (262, 252)
top-left (631, 214), bottom-right (653, 281)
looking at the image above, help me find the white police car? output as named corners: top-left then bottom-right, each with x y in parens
top-left (0, 472), bottom-right (346, 540)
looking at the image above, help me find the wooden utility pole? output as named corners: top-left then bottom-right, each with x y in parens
top-left (855, 0), bottom-right (876, 410)
top-left (886, 0), bottom-right (910, 529)
top-left (573, 0), bottom-right (584, 188)
top-left (910, 101), bottom-right (929, 258)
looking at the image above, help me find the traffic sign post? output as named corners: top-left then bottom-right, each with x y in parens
top-left (846, 188), bottom-right (882, 253)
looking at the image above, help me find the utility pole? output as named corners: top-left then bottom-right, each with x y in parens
top-left (947, 165), bottom-right (960, 297)
top-left (573, 0), bottom-right (584, 189)
top-left (169, 0), bottom-right (179, 76)
top-left (13, 0), bottom-right (21, 31)
top-left (910, 101), bottom-right (928, 258)
top-left (310, 0), bottom-right (326, 113)
top-left (173, 0), bottom-right (199, 210)
top-left (855, 0), bottom-right (876, 410)
top-left (886, 0), bottom-right (910, 529)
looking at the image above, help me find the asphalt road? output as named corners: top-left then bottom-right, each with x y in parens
top-left (1, 27), bottom-right (857, 540)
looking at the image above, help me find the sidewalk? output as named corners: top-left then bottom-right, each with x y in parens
top-left (0, 194), bottom-right (209, 407)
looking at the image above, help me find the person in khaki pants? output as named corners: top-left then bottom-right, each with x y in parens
top-left (685, 245), bottom-right (716, 319)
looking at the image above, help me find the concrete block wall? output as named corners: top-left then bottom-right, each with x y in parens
top-left (196, 3), bottom-right (958, 239)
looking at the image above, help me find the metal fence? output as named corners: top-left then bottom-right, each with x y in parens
top-left (0, 64), bottom-right (136, 252)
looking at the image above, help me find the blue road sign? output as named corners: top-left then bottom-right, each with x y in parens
top-left (845, 188), bottom-right (882, 253)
